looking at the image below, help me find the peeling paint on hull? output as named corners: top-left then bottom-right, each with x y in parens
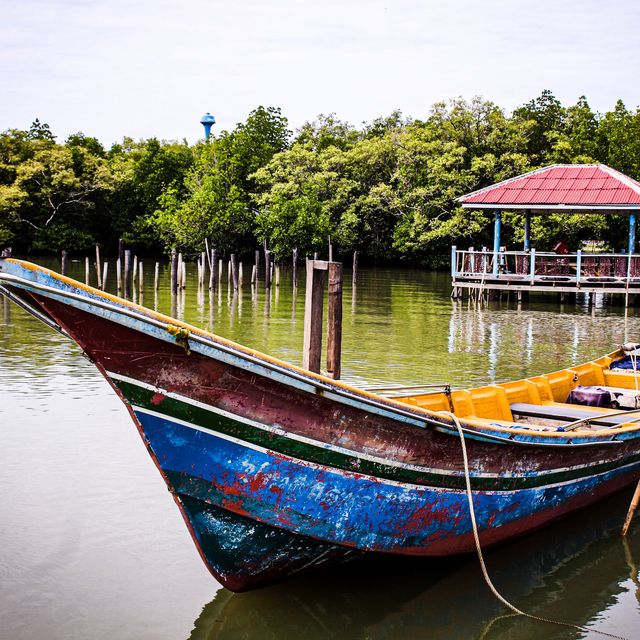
top-left (2, 258), bottom-right (640, 592)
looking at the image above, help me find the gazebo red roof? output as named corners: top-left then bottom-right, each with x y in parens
top-left (458, 164), bottom-right (640, 211)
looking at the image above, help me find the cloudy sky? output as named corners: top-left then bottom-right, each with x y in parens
top-left (2, 0), bottom-right (639, 145)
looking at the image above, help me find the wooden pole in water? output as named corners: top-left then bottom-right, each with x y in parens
top-left (292, 248), bottom-right (298, 288)
top-left (154, 262), bottom-right (159, 290)
top-left (61, 250), bottom-right (68, 276)
top-left (95, 244), bottom-right (102, 289)
top-left (181, 261), bottom-right (186, 289)
top-left (302, 259), bottom-right (327, 373)
top-left (138, 261), bottom-right (143, 293)
top-left (238, 261), bottom-right (243, 287)
top-left (255, 250), bottom-right (260, 278)
top-left (118, 238), bottom-right (124, 273)
top-left (230, 254), bottom-right (239, 290)
top-left (352, 250), bottom-right (358, 286)
top-left (170, 249), bottom-right (178, 295)
top-left (265, 250), bottom-right (272, 289)
top-left (326, 261), bottom-right (343, 380)
top-left (124, 250), bottom-right (132, 297)
top-left (622, 480), bottom-right (640, 537)
top-left (251, 264), bottom-right (257, 285)
top-left (211, 249), bottom-right (218, 290)
top-left (102, 261), bottom-right (108, 290)
top-left (116, 258), bottom-right (122, 291)
top-left (132, 255), bottom-right (138, 290)
top-left (85, 256), bottom-right (90, 284)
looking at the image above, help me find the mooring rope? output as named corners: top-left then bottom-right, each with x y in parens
top-left (438, 410), bottom-right (629, 640)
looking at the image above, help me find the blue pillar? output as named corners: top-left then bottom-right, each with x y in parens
top-left (629, 213), bottom-right (636, 255)
top-left (492, 210), bottom-right (502, 276)
top-left (524, 210), bottom-right (531, 251)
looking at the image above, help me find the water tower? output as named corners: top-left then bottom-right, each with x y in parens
top-left (200, 112), bottom-right (216, 140)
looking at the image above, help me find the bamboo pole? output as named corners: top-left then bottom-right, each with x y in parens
top-left (124, 250), bottom-right (132, 297)
top-left (230, 254), bottom-right (239, 290)
top-left (622, 480), bottom-right (640, 537)
top-left (95, 244), bottom-right (102, 289)
top-left (170, 249), bottom-right (178, 295)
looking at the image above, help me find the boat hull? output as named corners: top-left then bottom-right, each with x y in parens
top-left (2, 259), bottom-right (640, 591)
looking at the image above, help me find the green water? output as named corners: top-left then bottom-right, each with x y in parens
top-left (1, 257), bottom-right (639, 639)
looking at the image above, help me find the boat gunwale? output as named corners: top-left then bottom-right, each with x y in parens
top-left (2, 257), bottom-right (640, 444)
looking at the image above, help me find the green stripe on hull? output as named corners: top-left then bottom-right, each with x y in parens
top-left (112, 378), bottom-right (638, 491)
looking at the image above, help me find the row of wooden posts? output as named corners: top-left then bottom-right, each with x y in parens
top-left (61, 242), bottom-right (358, 381)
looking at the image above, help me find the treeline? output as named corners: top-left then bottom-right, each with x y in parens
top-left (2, 91), bottom-right (640, 267)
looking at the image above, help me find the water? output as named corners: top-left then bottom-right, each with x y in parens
top-left (1, 257), bottom-right (639, 640)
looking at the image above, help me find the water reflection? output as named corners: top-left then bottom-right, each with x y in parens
top-left (189, 492), bottom-right (639, 640)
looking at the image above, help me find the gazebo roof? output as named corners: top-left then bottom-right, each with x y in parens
top-left (458, 164), bottom-right (640, 211)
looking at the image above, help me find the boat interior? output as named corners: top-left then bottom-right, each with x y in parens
top-left (392, 350), bottom-right (640, 433)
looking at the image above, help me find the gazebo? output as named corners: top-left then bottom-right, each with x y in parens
top-left (451, 164), bottom-right (640, 303)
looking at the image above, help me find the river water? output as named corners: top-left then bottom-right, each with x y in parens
top-left (1, 257), bottom-right (639, 640)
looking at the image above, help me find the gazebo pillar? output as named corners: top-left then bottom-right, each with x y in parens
top-left (629, 214), bottom-right (636, 255)
top-left (492, 210), bottom-right (502, 276)
top-left (524, 210), bottom-right (531, 251)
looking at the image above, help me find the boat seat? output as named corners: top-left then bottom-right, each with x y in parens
top-left (510, 402), bottom-right (637, 428)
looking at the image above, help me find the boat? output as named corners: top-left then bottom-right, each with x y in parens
top-left (1, 255), bottom-right (640, 593)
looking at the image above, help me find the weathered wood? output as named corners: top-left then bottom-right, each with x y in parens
top-left (210, 249), bottom-right (218, 290)
top-left (102, 261), bottom-right (108, 291)
top-left (95, 244), bottom-right (102, 289)
top-left (622, 479), bottom-right (640, 537)
top-left (255, 249), bottom-right (260, 275)
top-left (302, 259), bottom-right (326, 373)
top-left (138, 261), bottom-right (143, 293)
top-left (116, 258), bottom-right (122, 291)
top-left (124, 250), bottom-right (132, 297)
top-left (326, 262), bottom-right (343, 379)
top-left (154, 262), bottom-right (160, 290)
top-left (328, 239), bottom-right (333, 263)
top-left (85, 256), bottom-right (90, 284)
top-left (275, 265), bottom-right (280, 287)
top-left (181, 261), bottom-right (186, 289)
top-left (265, 250), bottom-right (272, 289)
top-left (118, 238), bottom-right (124, 272)
top-left (292, 248), bottom-right (298, 287)
top-left (61, 250), bottom-right (68, 276)
top-left (239, 262), bottom-right (243, 287)
top-left (230, 254), bottom-right (239, 290)
top-left (170, 249), bottom-right (178, 295)
top-left (352, 250), bottom-right (358, 285)
top-left (251, 264), bottom-right (257, 284)
top-left (200, 251), bottom-right (206, 286)
top-left (132, 255), bottom-right (138, 289)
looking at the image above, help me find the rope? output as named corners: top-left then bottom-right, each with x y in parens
top-left (437, 410), bottom-right (629, 640)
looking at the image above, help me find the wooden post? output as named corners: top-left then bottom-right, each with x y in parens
top-left (352, 250), bottom-right (358, 286)
top-left (124, 250), bottom-right (132, 297)
top-left (255, 249), bottom-right (260, 276)
top-left (326, 262), bottom-right (343, 379)
top-left (118, 238), bottom-right (124, 272)
top-left (154, 262), bottom-right (159, 290)
top-left (95, 244), bottom-right (102, 289)
top-left (230, 254), bottom-right (239, 290)
top-left (61, 250), bottom-right (68, 276)
top-left (116, 258), bottom-right (122, 292)
top-left (622, 480), bottom-right (640, 537)
top-left (85, 256), bottom-right (90, 284)
top-left (181, 261), bottom-right (187, 289)
top-left (251, 265), bottom-right (257, 284)
top-left (328, 238), bottom-right (333, 262)
top-left (132, 255), bottom-right (138, 289)
top-left (170, 249), bottom-right (178, 295)
top-left (102, 261), bottom-right (108, 290)
top-left (201, 251), bottom-right (206, 286)
top-left (292, 248), bottom-right (298, 287)
top-left (211, 249), bottom-right (218, 290)
top-left (275, 265), bottom-right (280, 287)
top-left (302, 259), bottom-right (327, 373)
top-left (265, 250), bottom-right (272, 289)
top-left (239, 262), bottom-right (243, 287)
top-left (138, 261), bottom-right (144, 293)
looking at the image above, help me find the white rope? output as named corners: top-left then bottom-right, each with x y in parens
top-left (437, 410), bottom-right (629, 640)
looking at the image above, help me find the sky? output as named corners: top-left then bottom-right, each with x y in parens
top-left (1, 0), bottom-right (640, 146)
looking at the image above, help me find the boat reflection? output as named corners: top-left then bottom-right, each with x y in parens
top-left (188, 491), bottom-right (639, 640)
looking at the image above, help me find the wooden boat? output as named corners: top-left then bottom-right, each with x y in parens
top-left (2, 257), bottom-right (640, 592)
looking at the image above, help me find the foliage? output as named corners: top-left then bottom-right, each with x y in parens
top-left (1, 94), bottom-right (640, 266)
